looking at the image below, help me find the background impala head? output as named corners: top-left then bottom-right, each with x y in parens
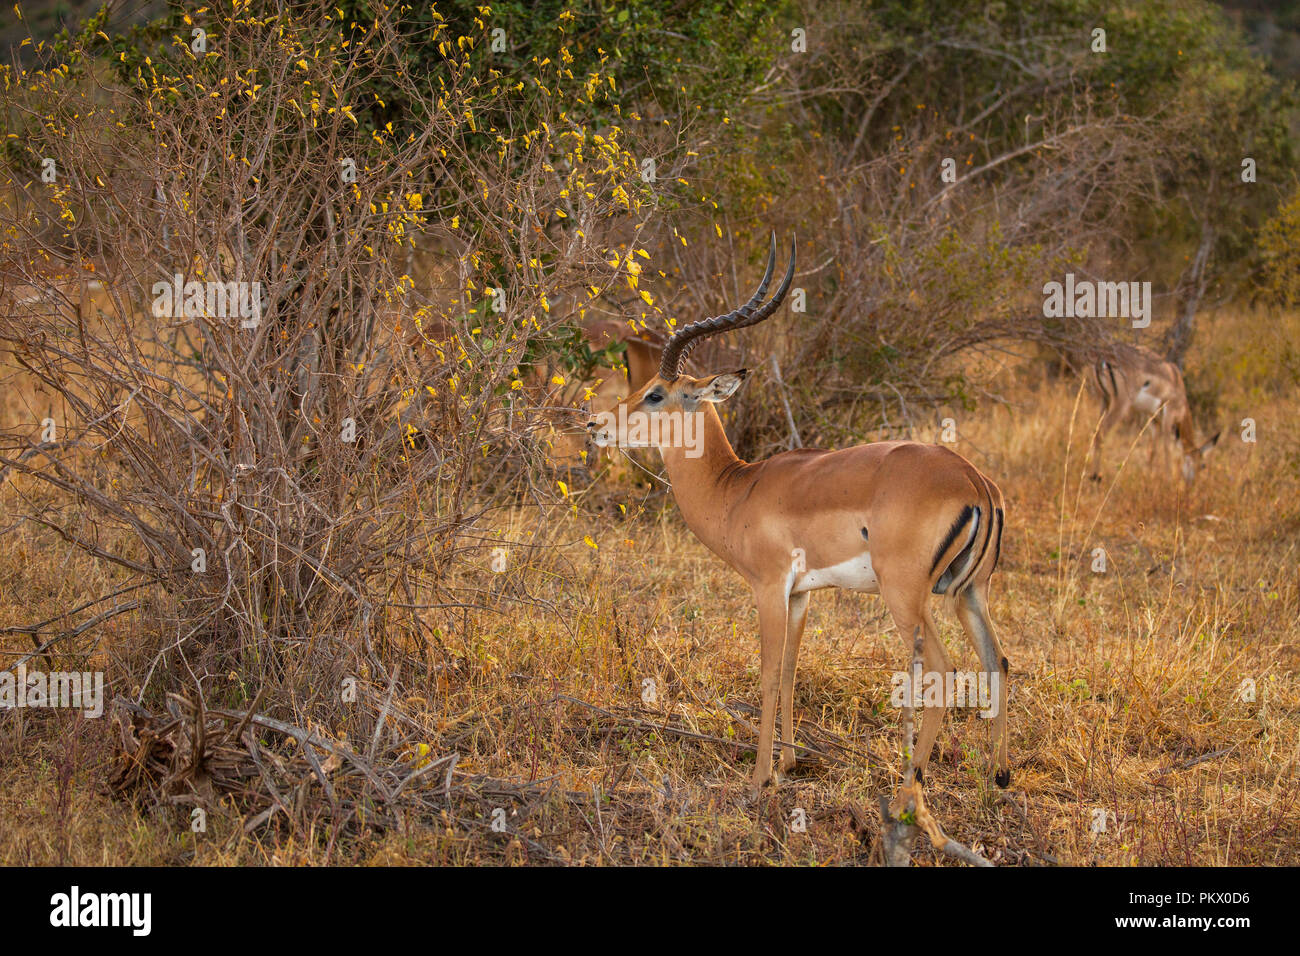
top-left (1175, 420), bottom-right (1222, 482)
top-left (586, 234), bottom-right (795, 452)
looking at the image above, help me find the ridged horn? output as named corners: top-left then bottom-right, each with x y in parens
top-left (658, 232), bottom-right (796, 379)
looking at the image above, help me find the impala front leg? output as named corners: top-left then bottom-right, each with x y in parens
top-left (1088, 403), bottom-right (1123, 480)
top-left (778, 591), bottom-right (810, 776)
top-left (749, 586), bottom-right (789, 799)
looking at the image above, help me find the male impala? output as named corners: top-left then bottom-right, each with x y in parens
top-left (1089, 343), bottom-right (1220, 482)
top-left (588, 236), bottom-right (1010, 839)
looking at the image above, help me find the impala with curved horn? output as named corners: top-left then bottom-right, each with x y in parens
top-left (588, 235), bottom-right (1010, 843)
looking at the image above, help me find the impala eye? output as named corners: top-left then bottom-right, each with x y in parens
top-left (645, 391), bottom-right (663, 405)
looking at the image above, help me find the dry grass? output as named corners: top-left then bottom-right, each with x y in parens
top-left (1, 307), bottom-right (1297, 865)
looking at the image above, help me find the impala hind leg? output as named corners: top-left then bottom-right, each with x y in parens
top-left (956, 583), bottom-right (1010, 787)
top-left (873, 587), bottom-right (935, 811)
top-left (886, 621), bottom-right (953, 814)
top-left (909, 607), bottom-right (954, 785)
top-left (749, 586), bottom-right (789, 798)
top-left (778, 592), bottom-right (810, 776)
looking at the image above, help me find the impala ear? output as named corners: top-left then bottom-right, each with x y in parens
top-left (1198, 430), bottom-right (1222, 457)
top-left (696, 369), bottom-right (748, 403)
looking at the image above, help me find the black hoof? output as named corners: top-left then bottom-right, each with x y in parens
top-left (994, 768), bottom-right (1011, 788)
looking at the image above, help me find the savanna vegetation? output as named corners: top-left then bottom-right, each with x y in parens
top-left (0, 0), bottom-right (1297, 865)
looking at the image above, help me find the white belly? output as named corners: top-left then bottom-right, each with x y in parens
top-left (792, 552), bottom-right (880, 595)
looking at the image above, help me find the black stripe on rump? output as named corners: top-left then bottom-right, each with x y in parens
top-left (951, 475), bottom-right (997, 595)
top-left (928, 504), bottom-right (975, 577)
top-left (991, 506), bottom-right (1005, 573)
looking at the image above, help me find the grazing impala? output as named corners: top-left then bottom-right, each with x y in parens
top-left (1089, 343), bottom-right (1220, 482)
top-left (587, 236), bottom-right (1010, 841)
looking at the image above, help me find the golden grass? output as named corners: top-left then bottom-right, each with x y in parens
top-left (1, 306), bottom-right (1297, 865)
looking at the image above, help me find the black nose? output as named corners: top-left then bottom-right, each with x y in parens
top-left (585, 420), bottom-right (597, 429)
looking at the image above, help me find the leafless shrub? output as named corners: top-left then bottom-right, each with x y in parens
top-left (0, 1), bottom-right (659, 774)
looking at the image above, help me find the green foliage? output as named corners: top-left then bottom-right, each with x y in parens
top-left (806, 0), bottom-right (1293, 276)
top-left (1259, 184), bottom-right (1300, 307)
top-left (330, 0), bottom-right (785, 136)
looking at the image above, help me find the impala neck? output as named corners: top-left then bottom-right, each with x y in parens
top-left (659, 403), bottom-right (745, 556)
top-left (1174, 408), bottom-right (1200, 454)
